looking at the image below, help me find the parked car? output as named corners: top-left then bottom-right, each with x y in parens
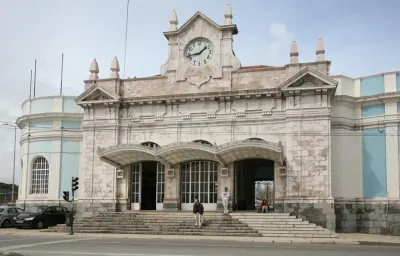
top-left (13, 205), bottom-right (70, 229)
top-left (0, 206), bottom-right (25, 228)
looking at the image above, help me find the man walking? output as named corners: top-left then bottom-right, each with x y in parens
top-left (193, 198), bottom-right (204, 227)
top-left (222, 187), bottom-right (230, 214)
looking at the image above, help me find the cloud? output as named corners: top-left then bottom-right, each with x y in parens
top-left (266, 23), bottom-right (295, 65)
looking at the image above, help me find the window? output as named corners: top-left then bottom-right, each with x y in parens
top-left (31, 157), bottom-right (49, 194)
top-left (181, 161), bottom-right (218, 204)
top-left (16, 208), bottom-right (24, 214)
top-left (7, 208), bottom-right (17, 214)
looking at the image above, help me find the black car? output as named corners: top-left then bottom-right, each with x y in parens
top-left (13, 205), bottom-right (70, 229)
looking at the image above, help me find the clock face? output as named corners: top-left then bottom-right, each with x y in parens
top-left (184, 38), bottom-right (214, 67)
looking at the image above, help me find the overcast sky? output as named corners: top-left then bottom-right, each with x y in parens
top-left (0, 0), bottom-right (399, 184)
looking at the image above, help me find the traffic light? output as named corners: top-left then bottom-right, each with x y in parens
top-left (63, 191), bottom-right (70, 202)
top-left (72, 177), bottom-right (79, 192)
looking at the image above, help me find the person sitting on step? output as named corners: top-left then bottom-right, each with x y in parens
top-left (258, 200), bottom-right (268, 213)
top-left (193, 198), bottom-right (204, 228)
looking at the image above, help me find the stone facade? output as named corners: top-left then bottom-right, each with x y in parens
top-left (73, 8), bottom-right (338, 231)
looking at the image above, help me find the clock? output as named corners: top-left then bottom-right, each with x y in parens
top-left (184, 37), bottom-right (214, 67)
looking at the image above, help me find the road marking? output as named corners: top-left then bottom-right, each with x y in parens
top-left (0, 237), bottom-right (45, 243)
top-left (0, 237), bottom-right (97, 251)
top-left (11, 251), bottom-right (194, 256)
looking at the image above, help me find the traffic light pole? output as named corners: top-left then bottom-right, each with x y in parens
top-left (69, 176), bottom-right (79, 235)
top-left (70, 189), bottom-right (74, 235)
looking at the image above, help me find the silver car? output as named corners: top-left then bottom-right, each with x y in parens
top-left (0, 206), bottom-right (24, 228)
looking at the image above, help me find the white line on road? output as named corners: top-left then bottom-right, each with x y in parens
top-left (0, 237), bottom-right (97, 251)
top-left (0, 237), bottom-right (46, 243)
top-left (10, 251), bottom-right (195, 256)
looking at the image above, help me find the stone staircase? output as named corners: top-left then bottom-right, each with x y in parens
top-left (230, 212), bottom-right (339, 238)
top-left (46, 211), bottom-right (339, 238)
top-left (45, 211), bottom-right (262, 237)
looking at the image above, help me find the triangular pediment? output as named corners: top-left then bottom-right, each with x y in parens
top-left (279, 67), bottom-right (338, 91)
top-left (163, 12), bottom-right (238, 39)
top-left (75, 85), bottom-right (120, 105)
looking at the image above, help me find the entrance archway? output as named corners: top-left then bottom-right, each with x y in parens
top-left (234, 158), bottom-right (274, 211)
top-left (131, 161), bottom-right (165, 211)
top-left (180, 161), bottom-right (218, 211)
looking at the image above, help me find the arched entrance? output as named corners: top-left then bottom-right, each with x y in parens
top-left (181, 161), bottom-right (218, 211)
top-left (131, 161), bottom-right (165, 210)
top-left (234, 158), bottom-right (274, 211)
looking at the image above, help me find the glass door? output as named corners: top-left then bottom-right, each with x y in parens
top-left (156, 162), bottom-right (165, 210)
top-left (131, 163), bottom-right (142, 210)
top-left (181, 161), bottom-right (218, 211)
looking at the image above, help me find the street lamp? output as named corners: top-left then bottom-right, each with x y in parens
top-left (1, 122), bottom-right (17, 203)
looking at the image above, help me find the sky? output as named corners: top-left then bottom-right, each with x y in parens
top-left (0, 0), bottom-right (399, 185)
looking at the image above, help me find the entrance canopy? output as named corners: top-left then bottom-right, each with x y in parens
top-left (98, 140), bottom-right (284, 167)
top-left (98, 144), bottom-right (165, 168)
top-left (218, 140), bottom-right (284, 165)
top-left (157, 142), bottom-right (224, 165)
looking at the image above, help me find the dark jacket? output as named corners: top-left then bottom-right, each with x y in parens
top-left (193, 202), bottom-right (204, 214)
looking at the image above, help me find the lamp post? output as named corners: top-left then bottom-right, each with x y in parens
top-left (1, 123), bottom-right (17, 203)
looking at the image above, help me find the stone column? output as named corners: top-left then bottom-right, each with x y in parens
top-left (273, 161), bottom-right (286, 213)
top-left (163, 164), bottom-right (180, 211)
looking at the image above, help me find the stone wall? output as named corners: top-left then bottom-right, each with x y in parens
top-left (275, 199), bottom-right (336, 231)
top-left (335, 199), bottom-right (400, 236)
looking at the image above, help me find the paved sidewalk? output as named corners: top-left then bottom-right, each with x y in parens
top-left (1, 228), bottom-right (400, 245)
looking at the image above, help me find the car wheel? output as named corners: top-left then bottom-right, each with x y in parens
top-left (1, 219), bottom-right (11, 228)
top-left (36, 221), bottom-right (44, 229)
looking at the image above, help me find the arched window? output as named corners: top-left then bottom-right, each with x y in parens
top-left (193, 140), bottom-right (213, 146)
top-left (31, 157), bottom-right (49, 194)
top-left (140, 142), bottom-right (160, 148)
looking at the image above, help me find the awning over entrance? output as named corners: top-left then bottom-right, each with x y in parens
top-left (218, 140), bottom-right (284, 165)
top-left (97, 144), bottom-right (163, 168)
top-left (157, 142), bottom-right (224, 166)
top-left (98, 140), bottom-right (284, 168)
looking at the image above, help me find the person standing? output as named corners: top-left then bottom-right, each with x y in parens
top-left (222, 187), bottom-right (230, 214)
top-left (193, 198), bottom-right (204, 227)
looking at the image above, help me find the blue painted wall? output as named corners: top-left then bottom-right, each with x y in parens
top-left (362, 128), bottom-right (387, 197)
top-left (31, 98), bottom-right (54, 114)
top-left (361, 104), bottom-right (385, 118)
top-left (360, 76), bottom-right (385, 96)
top-left (59, 141), bottom-right (80, 197)
top-left (396, 73), bottom-right (400, 91)
top-left (63, 98), bottom-right (82, 113)
top-left (61, 120), bottom-right (81, 130)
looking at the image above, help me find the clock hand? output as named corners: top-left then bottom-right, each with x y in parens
top-left (188, 46), bottom-right (207, 57)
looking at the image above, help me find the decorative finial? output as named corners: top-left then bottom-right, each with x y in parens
top-left (290, 41), bottom-right (299, 64)
top-left (89, 58), bottom-right (99, 80)
top-left (110, 56), bottom-right (120, 78)
top-left (316, 37), bottom-right (325, 61)
top-left (224, 4), bottom-right (233, 25)
top-left (169, 10), bottom-right (178, 31)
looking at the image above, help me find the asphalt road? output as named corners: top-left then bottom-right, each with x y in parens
top-left (0, 233), bottom-right (399, 256)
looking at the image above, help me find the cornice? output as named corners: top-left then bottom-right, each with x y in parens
top-left (21, 95), bottom-right (78, 108)
top-left (16, 112), bottom-right (83, 126)
top-left (333, 92), bottom-right (400, 105)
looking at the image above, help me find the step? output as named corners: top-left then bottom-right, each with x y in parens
top-left (259, 230), bottom-right (332, 235)
top-left (68, 228), bottom-right (258, 234)
top-left (252, 227), bottom-right (324, 231)
top-left (230, 216), bottom-right (297, 219)
top-left (262, 233), bottom-right (338, 238)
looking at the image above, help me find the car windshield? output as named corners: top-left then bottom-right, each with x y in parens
top-left (25, 206), bottom-right (46, 213)
top-left (0, 208), bottom-right (4, 213)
